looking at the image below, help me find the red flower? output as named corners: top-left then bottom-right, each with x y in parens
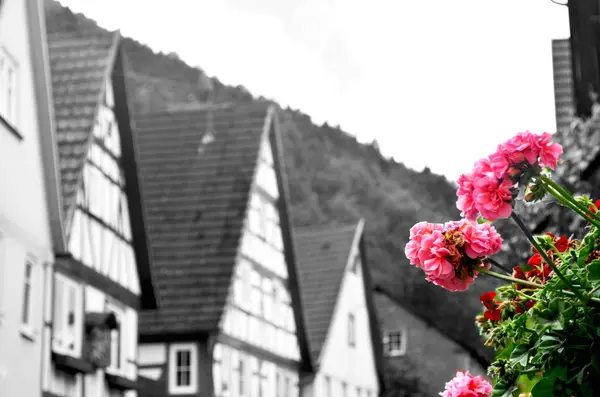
top-left (528, 253), bottom-right (542, 266)
top-left (480, 292), bottom-right (497, 310)
top-left (484, 308), bottom-right (502, 321)
top-left (555, 236), bottom-right (569, 252)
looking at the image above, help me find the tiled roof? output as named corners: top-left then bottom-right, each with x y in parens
top-left (45, 0), bottom-right (118, 218)
top-left (134, 103), bottom-right (271, 334)
top-left (294, 222), bottom-right (358, 361)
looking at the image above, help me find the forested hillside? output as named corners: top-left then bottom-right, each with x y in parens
top-left (46, 0), bottom-right (498, 364)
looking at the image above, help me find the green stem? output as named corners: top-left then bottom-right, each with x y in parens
top-left (510, 212), bottom-right (589, 302)
top-left (515, 289), bottom-right (540, 302)
top-left (540, 175), bottom-right (600, 227)
top-left (589, 284), bottom-right (600, 297)
top-left (544, 184), bottom-right (600, 228)
top-left (477, 267), bottom-right (544, 289)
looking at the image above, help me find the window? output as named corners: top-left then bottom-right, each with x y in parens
top-left (0, 47), bottom-right (18, 127)
top-left (105, 301), bottom-right (125, 373)
top-left (348, 313), bottom-right (356, 347)
top-left (384, 329), bottom-right (407, 357)
top-left (21, 261), bottom-right (33, 327)
top-left (52, 274), bottom-right (83, 355)
top-left (169, 343), bottom-right (198, 394)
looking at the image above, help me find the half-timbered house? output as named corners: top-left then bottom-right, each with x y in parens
top-left (40, 2), bottom-right (159, 396)
top-left (293, 221), bottom-right (384, 397)
top-left (133, 103), bottom-right (313, 397)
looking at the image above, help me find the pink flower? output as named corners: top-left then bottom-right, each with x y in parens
top-left (473, 176), bottom-right (513, 222)
top-left (536, 132), bottom-right (563, 170)
top-left (456, 173), bottom-right (478, 221)
top-left (440, 371), bottom-right (492, 397)
top-left (455, 131), bottom-right (563, 222)
top-left (462, 222), bottom-right (502, 258)
top-left (405, 222), bottom-right (444, 266)
top-left (404, 220), bottom-right (502, 292)
top-left (498, 131), bottom-right (540, 165)
top-left (428, 274), bottom-right (476, 292)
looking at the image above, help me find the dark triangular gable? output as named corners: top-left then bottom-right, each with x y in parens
top-left (44, 0), bottom-right (158, 308)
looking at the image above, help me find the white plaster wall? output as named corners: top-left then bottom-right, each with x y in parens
top-left (315, 247), bottom-right (379, 397)
top-left (0, 1), bottom-right (54, 397)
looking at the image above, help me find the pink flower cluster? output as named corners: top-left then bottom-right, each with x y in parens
top-left (404, 220), bottom-right (502, 292)
top-left (440, 371), bottom-right (492, 397)
top-left (457, 131), bottom-right (563, 222)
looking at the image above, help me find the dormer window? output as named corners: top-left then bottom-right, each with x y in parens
top-left (383, 329), bottom-right (407, 357)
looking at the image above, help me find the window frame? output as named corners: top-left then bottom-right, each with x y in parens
top-left (348, 313), bottom-right (356, 347)
top-left (21, 260), bottom-right (34, 329)
top-left (0, 46), bottom-right (19, 132)
top-left (105, 300), bottom-right (126, 374)
top-left (169, 343), bottom-right (198, 395)
top-left (52, 273), bottom-right (84, 356)
top-left (384, 329), bottom-right (407, 357)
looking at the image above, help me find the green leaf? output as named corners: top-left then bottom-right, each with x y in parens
top-left (492, 380), bottom-right (514, 397)
top-left (531, 376), bottom-right (556, 397)
top-left (477, 216), bottom-right (491, 224)
top-left (511, 344), bottom-right (530, 367)
top-left (587, 260), bottom-right (600, 281)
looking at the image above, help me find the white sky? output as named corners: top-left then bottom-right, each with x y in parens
top-left (58, 0), bottom-right (570, 181)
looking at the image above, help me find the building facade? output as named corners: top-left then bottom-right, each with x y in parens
top-left (374, 290), bottom-right (486, 397)
top-left (38, 2), bottom-right (159, 396)
top-left (294, 221), bottom-right (384, 397)
top-left (133, 103), bottom-right (313, 397)
top-left (0, 0), bottom-right (56, 396)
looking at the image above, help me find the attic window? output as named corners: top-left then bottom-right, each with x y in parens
top-left (384, 329), bottom-right (407, 357)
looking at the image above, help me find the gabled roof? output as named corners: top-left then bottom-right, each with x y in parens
top-left (133, 102), bottom-right (313, 371)
top-left (45, 0), bottom-right (119, 219)
top-left (134, 103), bottom-right (268, 334)
top-left (42, 0), bottom-right (158, 308)
top-left (294, 223), bottom-right (357, 361)
top-left (295, 220), bottom-right (385, 391)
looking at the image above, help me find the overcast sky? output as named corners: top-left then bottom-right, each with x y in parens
top-left (59, 0), bottom-right (570, 181)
